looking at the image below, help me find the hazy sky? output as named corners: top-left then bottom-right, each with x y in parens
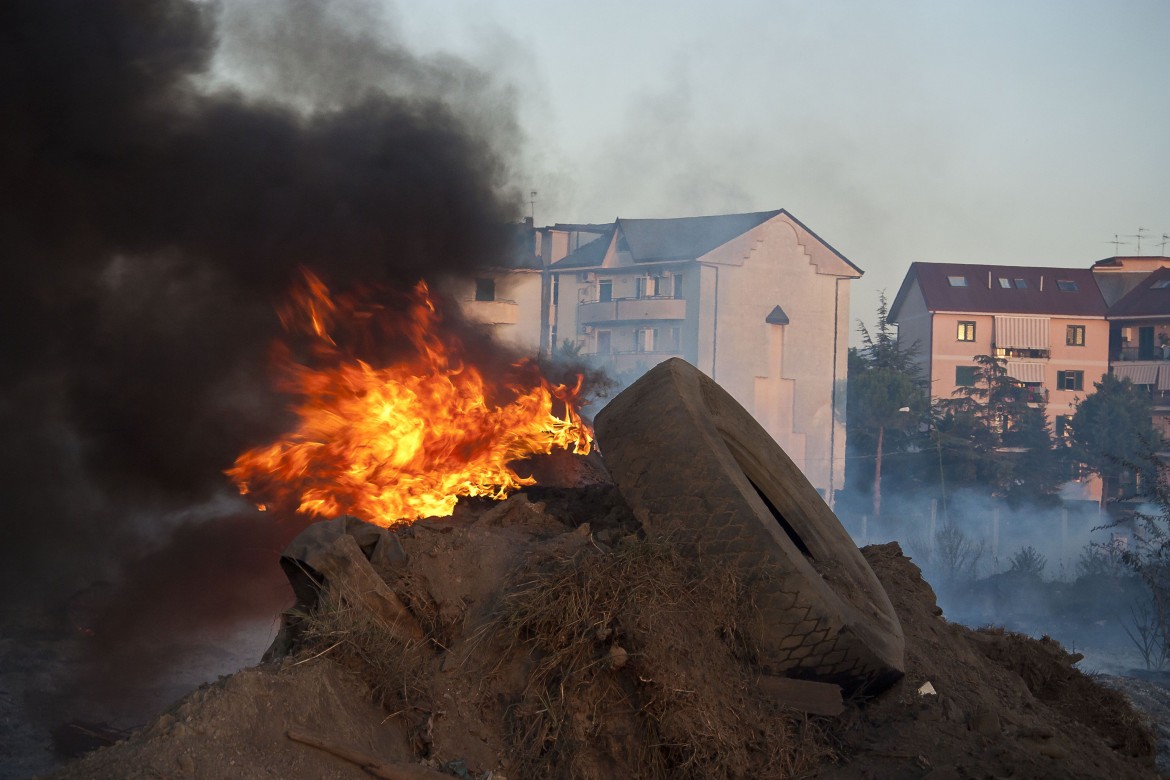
top-left (388, 0), bottom-right (1170, 330)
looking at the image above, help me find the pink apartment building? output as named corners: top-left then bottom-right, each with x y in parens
top-left (888, 263), bottom-right (1111, 435)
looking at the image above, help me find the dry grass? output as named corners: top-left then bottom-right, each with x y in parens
top-left (494, 536), bottom-right (834, 779)
top-left (295, 578), bottom-right (434, 720)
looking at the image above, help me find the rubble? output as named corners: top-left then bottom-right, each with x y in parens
top-left (45, 367), bottom-right (1164, 779)
top-left (47, 493), bottom-right (1162, 780)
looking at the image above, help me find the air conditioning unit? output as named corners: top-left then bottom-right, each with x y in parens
top-left (581, 325), bottom-right (595, 335)
top-left (577, 272), bottom-right (596, 283)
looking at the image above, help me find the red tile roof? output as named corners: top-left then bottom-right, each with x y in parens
top-left (890, 262), bottom-right (1108, 320)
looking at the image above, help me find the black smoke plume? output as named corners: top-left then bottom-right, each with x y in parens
top-left (0, 0), bottom-right (525, 732)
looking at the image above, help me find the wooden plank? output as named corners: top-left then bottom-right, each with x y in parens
top-left (756, 675), bottom-right (844, 716)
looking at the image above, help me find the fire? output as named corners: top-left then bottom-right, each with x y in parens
top-left (227, 270), bottom-right (592, 526)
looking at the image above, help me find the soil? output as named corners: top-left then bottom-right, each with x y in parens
top-left (39, 485), bottom-right (1170, 779)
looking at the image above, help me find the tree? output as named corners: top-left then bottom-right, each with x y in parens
top-left (1069, 374), bottom-right (1163, 502)
top-left (1105, 454), bottom-right (1170, 668)
top-left (945, 354), bottom-right (1031, 438)
top-left (848, 294), bottom-right (927, 517)
top-left (936, 354), bottom-right (1063, 505)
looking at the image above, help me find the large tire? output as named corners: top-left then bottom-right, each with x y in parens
top-left (594, 358), bottom-right (904, 694)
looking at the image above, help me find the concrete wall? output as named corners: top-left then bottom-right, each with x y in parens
top-left (892, 281), bottom-right (933, 380)
top-left (1045, 317), bottom-right (1110, 422)
top-left (702, 216), bottom-right (855, 496)
top-left (450, 270), bottom-right (544, 354)
top-left (925, 311), bottom-right (1108, 426)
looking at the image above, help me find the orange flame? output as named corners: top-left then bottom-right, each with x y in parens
top-left (227, 270), bottom-right (592, 526)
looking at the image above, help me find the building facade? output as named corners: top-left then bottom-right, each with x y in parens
top-left (1095, 259), bottom-right (1170, 439)
top-left (445, 220), bottom-right (546, 353)
top-left (889, 263), bottom-right (1111, 433)
top-left (539, 209), bottom-right (862, 501)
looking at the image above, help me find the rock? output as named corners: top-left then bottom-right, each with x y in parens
top-left (607, 645), bottom-right (629, 670)
top-left (314, 535), bottom-right (425, 643)
top-left (370, 532), bottom-right (408, 573)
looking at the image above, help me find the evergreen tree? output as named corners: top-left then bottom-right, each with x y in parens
top-left (1070, 373), bottom-right (1163, 501)
top-left (847, 293), bottom-right (927, 516)
top-left (937, 354), bottom-right (1062, 505)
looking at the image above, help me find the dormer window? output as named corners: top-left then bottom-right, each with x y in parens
top-left (947, 275), bottom-right (968, 287)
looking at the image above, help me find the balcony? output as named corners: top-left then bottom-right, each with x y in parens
top-left (589, 349), bottom-right (683, 374)
top-left (1117, 346), bottom-right (1170, 362)
top-left (462, 298), bottom-right (519, 325)
top-left (578, 299), bottom-right (617, 324)
top-left (1021, 388), bottom-right (1048, 405)
top-left (579, 296), bottom-right (686, 325)
top-left (1001, 386), bottom-right (1048, 405)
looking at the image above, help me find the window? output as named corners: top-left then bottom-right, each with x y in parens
top-left (596, 330), bottom-right (612, 354)
top-left (635, 328), bottom-right (658, 352)
top-left (947, 275), bottom-right (968, 287)
top-left (674, 273), bottom-right (684, 300)
top-left (598, 279), bottom-right (613, 303)
top-left (1013, 278), bottom-right (1028, 289)
top-left (1057, 370), bottom-right (1084, 391)
top-left (1055, 415), bottom-right (1070, 438)
top-left (474, 277), bottom-right (495, 302)
top-left (1056, 279), bottom-right (1079, 292)
top-left (636, 275), bottom-right (664, 298)
top-left (956, 321), bottom-right (976, 342)
top-left (1066, 324), bottom-right (1086, 346)
top-left (956, 366), bottom-right (978, 386)
top-left (1152, 279), bottom-right (1170, 290)
top-left (998, 277), bottom-right (1012, 289)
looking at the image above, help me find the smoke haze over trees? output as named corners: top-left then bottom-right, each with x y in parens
top-left (846, 294), bottom-right (927, 517)
top-left (842, 303), bottom-right (1170, 679)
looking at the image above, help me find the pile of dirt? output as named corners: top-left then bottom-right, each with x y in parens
top-left (44, 485), bottom-right (1164, 780)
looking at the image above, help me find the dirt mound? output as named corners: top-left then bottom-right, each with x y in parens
top-left (48, 492), bottom-right (1160, 779)
top-left (822, 542), bottom-right (1158, 779)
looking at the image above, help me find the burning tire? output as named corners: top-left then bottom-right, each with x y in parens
top-left (594, 358), bottom-right (904, 694)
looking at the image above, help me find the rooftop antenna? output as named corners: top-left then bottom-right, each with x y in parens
top-left (1159, 233), bottom-right (1170, 255)
top-left (529, 191), bottom-right (537, 223)
top-left (1123, 227), bottom-right (1149, 254)
top-left (1108, 234), bottom-right (1125, 254)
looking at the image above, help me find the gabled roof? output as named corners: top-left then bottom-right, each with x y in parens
top-left (548, 209), bottom-right (862, 274)
top-left (1108, 266), bottom-right (1170, 319)
top-left (617, 210), bottom-right (782, 262)
top-left (889, 262), bottom-right (1108, 320)
top-left (549, 226), bottom-right (615, 269)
